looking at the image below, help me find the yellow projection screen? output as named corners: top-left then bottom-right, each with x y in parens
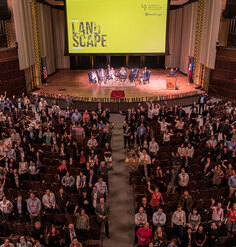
top-left (65, 0), bottom-right (169, 55)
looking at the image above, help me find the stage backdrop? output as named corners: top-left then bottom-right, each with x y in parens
top-left (65, 0), bottom-right (168, 55)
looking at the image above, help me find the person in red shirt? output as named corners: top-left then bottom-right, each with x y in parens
top-left (136, 222), bottom-right (153, 247)
top-left (147, 181), bottom-right (164, 210)
top-left (225, 202), bottom-right (236, 237)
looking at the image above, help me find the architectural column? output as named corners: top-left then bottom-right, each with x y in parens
top-left (24, 66), bottom-right (33, 93)
top-left (126, 56), bottom-right (129, 67)
top-left (199, 64), bottom-right (211, 92)
top-left (193, 0), bottom-right (205, 85)
top-left (223, 19), bottom-right (230, 46)
top-left (107, 55), bottom-right (111, 65)
top-left (4, 21), bottom-right (11, 48)
top-left (30, 0), bottom-right (42, 86)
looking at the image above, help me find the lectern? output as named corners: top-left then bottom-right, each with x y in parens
top-left (166, 76), bottom-right (177, 90)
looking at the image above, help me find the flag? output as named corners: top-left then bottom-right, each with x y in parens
top-left (43, 64), bottom-right (47, 79)
top-left (188, 57), bottom-right (194, 83)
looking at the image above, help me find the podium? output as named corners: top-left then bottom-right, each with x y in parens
top-left (166, 76), bottom-right (177, 90)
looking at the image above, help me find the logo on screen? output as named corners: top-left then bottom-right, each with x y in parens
top-left (72, 20), bottom-right (107, 49)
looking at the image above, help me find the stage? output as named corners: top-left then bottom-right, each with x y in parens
top-left (37, 69), bottom-right (200, 100)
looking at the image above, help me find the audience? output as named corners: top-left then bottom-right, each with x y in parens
top-left (0, 92), bottom-right (235, 247)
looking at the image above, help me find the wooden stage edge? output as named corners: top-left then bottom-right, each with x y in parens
top-left (36, 69), bottom-right (203, 101)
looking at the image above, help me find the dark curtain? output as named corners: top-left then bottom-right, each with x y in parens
top-left (70, 55), bottom-right (165, 69)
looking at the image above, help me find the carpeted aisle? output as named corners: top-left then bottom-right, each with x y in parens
top-left (103, 114), bottom-right (134, 247)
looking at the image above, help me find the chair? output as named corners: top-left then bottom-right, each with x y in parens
top-left (66, 214), bottom-right (76, 224)
top-left (133, 185), bottom-right (145, 194)
top-left (26, 224), bottom-right (35, 236)
top-left (87, 228), bottom-right (101, 240)
top-left (42, 214), bottom-right (55, 225)
top-left (14, 223), bottom-right (26, 235)
top-left (55, 214), bottom-right (67, 225)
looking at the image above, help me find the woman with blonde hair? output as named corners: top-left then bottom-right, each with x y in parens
top-left (153, 226), bottom-right (167, 247)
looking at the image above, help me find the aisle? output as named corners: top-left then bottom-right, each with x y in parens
top-left (103, 114), bottom-right (134, 247)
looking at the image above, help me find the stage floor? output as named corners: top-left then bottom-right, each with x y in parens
top-left (38, 69), bottom-right (199, 99)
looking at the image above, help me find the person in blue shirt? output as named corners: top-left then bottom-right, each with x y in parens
top-left (4, 98), bottom-right (13, 111)
top-left (224, 137), bottom-right (236, 153)
top-left (71, 109), bottom-right (82, 123)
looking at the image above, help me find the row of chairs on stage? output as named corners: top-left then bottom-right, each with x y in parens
top-left (88, 67), bottom-right (151, 84)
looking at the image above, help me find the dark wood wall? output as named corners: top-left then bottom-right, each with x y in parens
top-left (209, 47), bottom-right (236, 100)
top-left (0, 47), bottom-right (26, 97)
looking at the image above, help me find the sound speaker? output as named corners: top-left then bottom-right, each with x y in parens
top-left (223, 0), bottom-right (236, 19)
top-left (0, 0), bottom-right (11, 20)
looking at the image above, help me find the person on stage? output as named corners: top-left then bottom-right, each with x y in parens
top-left (91, 71), bottom-right (98, 84)
top-left (129, 68), bottom-right (135, 83)
top-left (169, 68), bottom-right (175, 76)
top-left (100, 68), bottom-right (106, 83)
top-left (109, 67), bottom-right (117, 81)
top-left (140, 67), bottom-right (147, 84)
top-left (119, 67), bottom-right (127, 82)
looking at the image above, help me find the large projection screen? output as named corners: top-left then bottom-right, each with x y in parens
top-left (65, 0), bottom-right (169, 55)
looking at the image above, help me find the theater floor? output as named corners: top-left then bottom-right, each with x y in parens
top-left (103, 114), bottom-right (134, 247)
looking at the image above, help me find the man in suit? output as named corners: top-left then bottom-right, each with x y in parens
top-left (95, 197), bottom-right (110, 238)
top-left (86, 169), bottom-right (97, 190)
top-left (65, 223), bottom-right (81, 247)
top-left (198, 94), bottom-right (207, 114)
top-left (178, 106), bottom-right (186, 119)
top-left (13, 195), bottom-right (27, 223)
top-left (129, 68), bottom-right (135, 82)
top-left (55, 188), bottom-right (69, 213)
top-left (212, 118), bottom-right (222, 136)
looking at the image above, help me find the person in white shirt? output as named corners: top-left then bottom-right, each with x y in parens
top-left (87, 135), bottom-right (98, 150)
top-left (178, 144), bottom-right (186, 158)
top-left (158, 118), bottom-right (171, 133)
top-left (171, 205), bottom-right (186, 240)
top-left (91, 71), bottom-right (98, 84)
top-left (153, 104), bottom-right (160, 120)
top-left (91, 186), bottom-right (103, 212)
top-left (11, 129), bottom-right (21, 144)
top-left (152, 207), bottom-right (166, 227)
top-left (0, 238), bottom-right (14, 247)
top-left (163, 129), bottom-right (174, 145)
top-left (76, 172), bottom-right (87, 193)
top-left (42, 189), bottom-right (56, 214)
top-left (138, 149), bottom-right (151, 165)
top-left (0, 196), bottom-right (13, 221)
top-left (185, 143), bottom-right (194, 160)
top-left (149, 138), bottom-right (159, 157)
top-left (178, 168), bottom-right (189, 191)
top-left (95, 177), bottom-right (108, 201)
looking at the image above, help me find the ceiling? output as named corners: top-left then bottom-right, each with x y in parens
top-left (45, 0), bottom-right (190, 6)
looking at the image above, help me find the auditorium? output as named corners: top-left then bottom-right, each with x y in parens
top-left (0, 0), bottom-right (236, 247)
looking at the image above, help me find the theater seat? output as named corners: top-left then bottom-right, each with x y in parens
top-left (55, 214), bottom-right (67, 225)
